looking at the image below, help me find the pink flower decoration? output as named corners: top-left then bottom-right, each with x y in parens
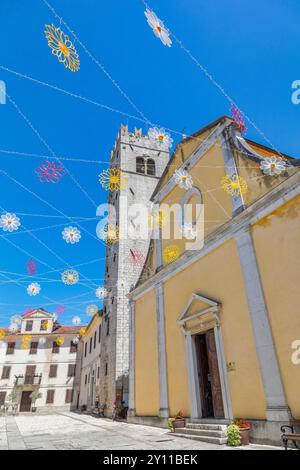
top-left (56, 305), bottom-right (66, 315)
top-left (129, 250), bottom-right (145, 267)
top-left (230, 105), bottom-right (247, 134)
top-left (26, 259), bottom-right (37, 275)
top-left (35, 160), bottom-right (66, 183)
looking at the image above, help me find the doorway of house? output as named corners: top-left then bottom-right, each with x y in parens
top-left (195, 329), bottom-right (225, 419)
top-left (20, 391), bottom-right (32, 412)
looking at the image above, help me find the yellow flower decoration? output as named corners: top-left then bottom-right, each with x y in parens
top-left (163, 245), bottom-right (181, 264)
top-left (23, 334), bottom-right (32, 342)
top-left (61, 269), bottom-right (79, 285)
top-left (56, 336), bottom-right (64, 346)
top-left (21, 341), bottom-right (30, 350)
top-left (45, 24), bottom-right (80, 72)
top-left (80, 327), bottom-right (87, 337)
top-left (221, 175), bottom-right (248, 196)
top-left (99, 168), bottom-right (128, 191)
top-left (0, 329), bottom-right (5, 340)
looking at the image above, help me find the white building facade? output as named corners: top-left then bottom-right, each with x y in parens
top-left (0, 309), bottom-right (83, 413)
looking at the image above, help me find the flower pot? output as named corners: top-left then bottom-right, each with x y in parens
top-left (239, 427), bottom-right (250, 445)
top-left (173, 418), bottom-right (185, 430)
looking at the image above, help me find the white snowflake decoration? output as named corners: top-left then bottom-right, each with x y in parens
top-left (8, 324), bottom-right (18, 334)
top-left (72, 336), bottom-right (80, 345)
top-left (95, 286), bottom-right (107, 299)
top-left (180, 223), bottom-right (198, 240)
top-left (174, 169), bottom-right (193, 190)
top-left (38, 337), bottom-right (47, 345)
top-left (144, 8), bottom-right (172, 47)
top-left (0, 213), bottom-right (21, 232)
top-left (86, 304), bottom-right (98, 317)
top-left (260, 157), bottom-right (287, 176)
top-left (62, 226), bottom-right (81, 244)
top-left (27, 282), bottom-right (41, 296)
top-left (148, 127), bottom-right (173, 148)
top-left (72, 316), bottom-right (81, 326)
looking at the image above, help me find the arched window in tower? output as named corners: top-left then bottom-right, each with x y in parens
top-left (147, 159), bottom-right (156, 176)
top-left (136, 157), bottom-right (145, 174)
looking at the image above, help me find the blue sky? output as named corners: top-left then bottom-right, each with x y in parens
top-left (0, 0), bottom-right (299, 326)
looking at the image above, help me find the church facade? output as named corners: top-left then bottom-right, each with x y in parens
top-left (127, 116), bottom-right (300, 445)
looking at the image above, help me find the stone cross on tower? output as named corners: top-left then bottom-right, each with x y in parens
top-left (99, 125), bottom-right (169, 415)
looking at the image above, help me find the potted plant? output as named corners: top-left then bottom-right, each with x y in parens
top-left (227, 424), bottom-right (241, 447)
top-left (29, 389), bottom-right (42, 412)
top-left (167, 410), bottom-right (185, 432)
top-left (234, 419), bottom-right (251, 445)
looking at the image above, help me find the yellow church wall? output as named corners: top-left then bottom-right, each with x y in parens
top-left (252, 196), bottom-right (300, 418)
top-left (163, 238), bottom-right (266, 419)
top-left (160, 143), bottom-right (233, 267)
top-left (135, 290), bottom-right (160, 416)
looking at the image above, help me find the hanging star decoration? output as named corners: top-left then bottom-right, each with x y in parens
top-left (144, 8), bottom-right (172, 47)
top-left (45, 24), bottom-right (80, 72)
top-left (62, 226), bottom-right (81, 244)
top-left (221, 174), bottom-right (248, 197)
top-left (0, 212), bottom-right (21, 232)
top-left (163, 245), bottom-right (181, 264)
top-left (99, 168), bottom-right (128, 191)
top-left (35, 160), bottom-right (66, 183)
top-left (27, 282), bottom-right (41, 296)
top-left (41, 320), bottom-right (49, 330)
top-left (61, 269), bottom-right (79, 285)
top-left (26, 259), bottom-right (37, 276)
top-left (230, 105), bottom-right (247, 134)
top-left (0, 329), bottom-right (5, 340)
top-left (148, 127), bottom-right (173, 148)
top-left (86, 305), bottom-right (98, 317)
top-left (260, 156), bottom-right (287, 176)
top-left (21, 334), bottom-right (32, 350)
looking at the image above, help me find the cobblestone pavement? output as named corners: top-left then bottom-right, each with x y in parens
top-left (0, 412), bottom-right (279, 450)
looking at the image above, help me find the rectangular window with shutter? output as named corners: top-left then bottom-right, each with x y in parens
top-left (25, 321), bottom-right (33, 332)
top-left (70, 342), bottom-right (77, 353)
top-left (6, 342), bottom-right (15, 355)
top-left (25, 365), bottom-right (36, 384)
top-left (94, 331), bottom-right (97, 349)
top-left (68, 364), bottom-right (76, 377)
top-left (0, 391), bottom-right (6, 406)
top-left (65, 389), bottom-right (73, 403)
top-left (29, 342), bottom-right (38, 355)
top-left (49, 364), bottom-right (58, 378)
top-left (98, 325), bottom-right (101, 343)
top-left (89, 337), bottom-right (92, 354)
top-left (1, 366), bottom-right (11, 379)
top-left (84, 342), bottom-right (87, 357)
top-left (52, 341), bottom-right (59, 354)
top-left (46, 389), bottom-right (55, 404)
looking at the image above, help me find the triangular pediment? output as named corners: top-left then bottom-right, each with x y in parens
top-left (178, 293), bottom-right (220, 325)
top-left (23, 308), bottom-right (53, 319)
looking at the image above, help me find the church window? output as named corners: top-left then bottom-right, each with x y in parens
top-left (147, 159), bottom-right (156, 176)
top-left (136, 157), bottom-right (145, 174)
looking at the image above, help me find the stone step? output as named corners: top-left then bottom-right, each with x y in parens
top-left (174, 432), bottom-right (227, 445)
top-left (186, 423), bottom-right (227, 432)
top-left (175, 428), bottom-right (227, 438)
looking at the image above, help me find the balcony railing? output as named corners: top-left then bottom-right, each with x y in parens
top-left (14, 374), bottom-right (42, 386)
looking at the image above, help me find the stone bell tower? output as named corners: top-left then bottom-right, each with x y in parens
top-left (99, 125), bottom-right (169, 415)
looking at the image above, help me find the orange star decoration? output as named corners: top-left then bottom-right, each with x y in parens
top-left (163, 245), bottom-right (181, 264)
top-left (0, 329), bottom-right (5, 340)
top-left (45, 24), bottom-right (80, 72)
top-left (56, 336), bottom-right (64, 346)
top-left (221, 175), bottom-right (248, 197)
top-left (80, 327), bottom-right (87, 337)
top-left (105, 224), bottom-right (119, 244)
top-left (99, 168), bottom-right (128, 191)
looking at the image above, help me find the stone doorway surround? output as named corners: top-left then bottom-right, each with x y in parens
top-left (178, 293), bottom-right (233, 421)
